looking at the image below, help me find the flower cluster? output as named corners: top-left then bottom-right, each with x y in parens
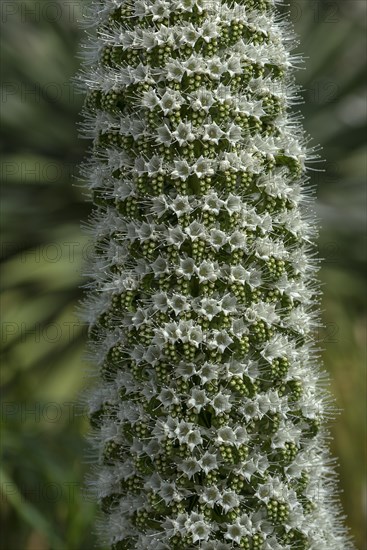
top-left (80, 0), bottom-right (354, 549)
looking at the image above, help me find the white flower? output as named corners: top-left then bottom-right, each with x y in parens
top-left (162, 512), bottom-right (188, 536)
top-left (136, 221), bottom-right (155, 241)
top-left (284, 137), bottom-right (306, 160)
top-left (115, 181), bottom-right (134, 200)
top-left (200, 20), bottom-right (220, 43)
top-left (159, 481), bottom-right (180, 505)
top-left (199, 451), bottom-right (218, 474)
top-left (202, 542), bottom-right (231, 550)
top-left (248, 268), bottom-right (262, 288)
top-left (185, 220), bottom-right (206, 241)
top-left (158, 387), bottom-right (179, 408)
top-left (254, 237), bottom-right (276, 260)
top-left (193, 156), bottom-right (214, 178)
top-left (155, 322), bottom-right (179, 344)
top-left (239, 398), bottom-right (261, 421)
top-left (176, 0), bottom-right (200, 12)
top-left (175, 419), bottom-right (193, 441)
top-left (144, 345), bottom-right (162, 366)
top-left (178, 457), bottom-right (201, 479)
top-left (219, 490), bottom-right (240, 513)
top-left (151, 0), bottom-right (170, 21)
top-left (209, 228), bottom-right (227, 250)
top-left (217, 426), bottom-right (236, 444)
top-left (170, 195), bottom-right (192, 216)
top-left (203, 193), bottom-right (225, 214)
top-left (186, 430), bottom-right (203, 451)
top-left (146, 155), bottom-right (165, 176)
top-left (226, 55), bottom-right (242, 76)
top-left (171, 159), bottom-right (192, 181)
top-left (156, 124), bottom-right (173, 146)
top-left (190, 520), bottom-right (211, 543)
top-left (191, 88), bottom-right (215, 113)
top-left (258, 212), bottom-right (273, 234)
top-left (258, 170), bottom-right (291, 199)
top-left (238, 513), bottom-right (255, 535)
top-left (130, 118), bottom-right (146, 139)
top-left (141, 29), bottom-right (157, 51)
top-left (187, 387), bottom-right (209, 412)
top-left (160, 90), bottom-right (183, 114)
top-left (255, 482), bottom-right (273, 504)
top-left (262, 538), bottom-right (290, 550)
top-left (152, 417), bottom-right (178, 443)
top-left (186, 513), bottom-right (211, 542)
top-left (187, 325), bottom-right (204, 347)
top-left (131, 308), bottom-right (148, 327)
top-left (184, 55), bottom-right (204, 75)
top-left (239, 149), bottom-right (261, 173)
top-left (196, 260), bottom-right (218, 283)
top-left (177, 257), bottom-right (195, 279)
top-left (231, 318), bottom-right (248, 338)
top-left (156, 24), bottom-right (175, 47)
top-left (287, 305), bottom-right (311, 335)
top-left (120, 30), bottom-right (136, 49)
top-left (261, 334), bottom-right (291, 363)
top-left (229, 265), bottom-right (250, 283)
top-left (251, 99), bottom-right (266, 119)
top-left (226, 123), bottom-right (243, 143)
top-left (216, 83), bottom-right (232, 102)
top-left (197, 361), bottom-right (218, 384)
top-left (252, 301), bottom-right (279, 324)
top-left (195, 297), bottom-right (220, 321)
top-left (152, 292), bottom-right (168, 311)
top-left (207, 56), bottom-right (227, 79)
top-left (166, 59), bottom-right (185, 82)
top-left (228, 230), bottom-right (246, 251)
top-left (176, 319), bottom-right (194, 342)
top-left (182, 23), bottom-right (200, 47)
top-left (172, 121), bottom-right (196, 145)
top-left (134, 0), bottom-right (149, 17)
top-left (252, 453), bottom-right (270, 478)
top-left (234, 426), bottom-right (249, 446)
top-left (200, 485), bottom-right (221, 507)
top-left (208, 330), bottom-right (233, 353)
top-left (141, 89), bottom-right (160, 109)
top-left (210, 392), bottom-right (232, 414)
top-left (225, 194), bottom-right (242, 214)
top-left (202, 122), bottom-right (224, 144)
top-left (218, 154), bottom-right (233, 172)
top-left (166, 226), bottom-right (186, 247)
top-left (255, 476), bottom-right (292, 505)
top-left (235, 95), bottom-right (252, 115)
top-left (150, 196), bottom-right (167, 218)
top-left (299, 386), bottom-right (323, 419)
top-left (241, 458), bottom-right (259, 482)
top-left (169, 294), bottom-right (189, 315)
top-left (257, 390), bottom-right (284, 415)
top-left (130, 344), bottom-right (145, 363)
top-left (151, 256), bottom-right (169, 277)
top-left (224, 521), bottom-right (245, 544)
top-left (244, 359), bottom-right (260, 381)
top-left (271, 421), bottom-right (302, 449)
top-left (133, 62), bottom-right (154, 84)
top-left (176, 361), bottom-right (196, 379)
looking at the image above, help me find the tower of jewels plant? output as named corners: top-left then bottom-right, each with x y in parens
top-left (79, 0), bottom-right (354, 548)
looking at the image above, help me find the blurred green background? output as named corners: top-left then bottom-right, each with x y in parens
top-left (1, 1), bottom-right (366, 549)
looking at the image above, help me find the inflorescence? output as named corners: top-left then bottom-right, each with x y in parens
top-left (78, 0), bottom-right (354, 548)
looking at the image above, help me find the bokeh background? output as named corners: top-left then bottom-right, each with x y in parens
top-left (1, 1), bottom-right (366, 549)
